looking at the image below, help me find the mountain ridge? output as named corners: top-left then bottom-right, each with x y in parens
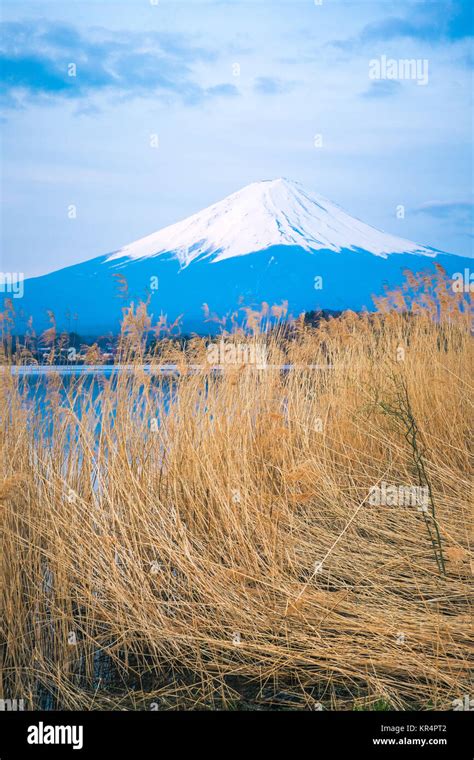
top-left (105, 178), bottom-right (440, 267)
top-left (3, 178), bottom-right (467, 336)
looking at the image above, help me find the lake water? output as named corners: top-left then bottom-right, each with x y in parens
top-left (5, 362), bottom-right (331, 429)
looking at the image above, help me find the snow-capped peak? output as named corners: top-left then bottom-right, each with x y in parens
top-left (106, 178), bottom-right (436, 266)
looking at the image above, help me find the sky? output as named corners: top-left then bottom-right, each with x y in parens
top-left (1, 0), bottom-right (472, 277)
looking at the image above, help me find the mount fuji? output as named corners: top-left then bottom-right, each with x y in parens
top-left (7, 179), bottom-right (469, 335)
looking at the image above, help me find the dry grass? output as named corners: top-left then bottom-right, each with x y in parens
top-left (1, 268), bottom-right (473, 710)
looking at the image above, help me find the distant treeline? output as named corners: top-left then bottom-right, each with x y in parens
top-left (3, 309), bottom-right (346, 364)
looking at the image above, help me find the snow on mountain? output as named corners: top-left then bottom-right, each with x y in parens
top-left (106, 178), bottom-right (436, 266)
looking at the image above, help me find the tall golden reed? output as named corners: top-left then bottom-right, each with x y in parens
top-left (1, 267), bottom-right (472, 710)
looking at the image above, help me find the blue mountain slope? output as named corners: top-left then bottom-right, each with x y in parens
top-left (5, 245), bottom-right (469, 336)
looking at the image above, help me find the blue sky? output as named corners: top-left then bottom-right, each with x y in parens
top-left (1, 0), bottom-right (472, 277)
